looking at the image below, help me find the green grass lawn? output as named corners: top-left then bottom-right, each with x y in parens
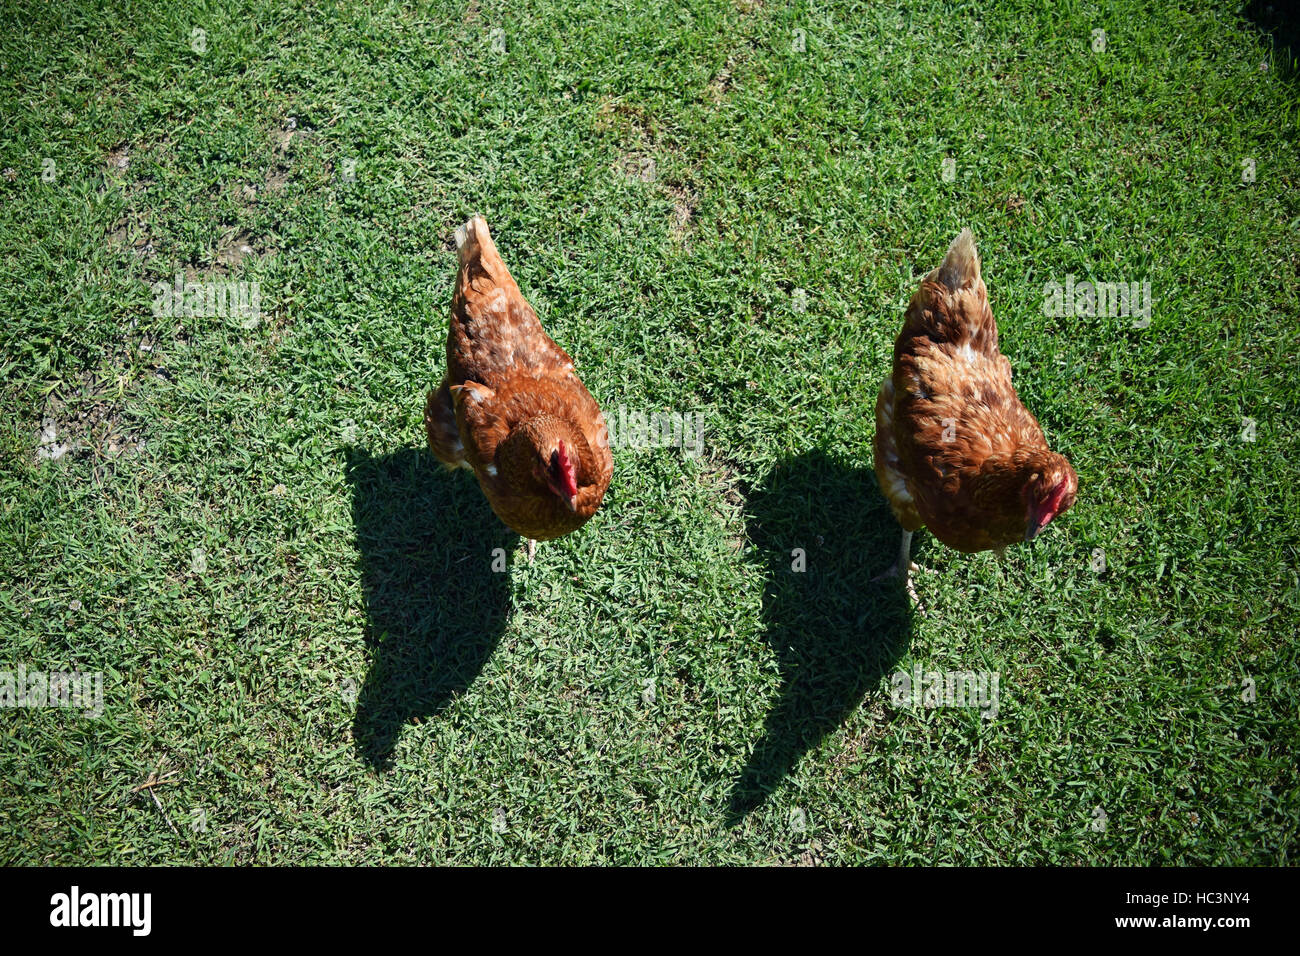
top-left (1, 0), bottom-right (1297, 865)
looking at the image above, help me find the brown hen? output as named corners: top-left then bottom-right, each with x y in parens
top-left (424, 216), bottom-right (612, 547)
top-left (873, 229), bottom-right (1077, 578)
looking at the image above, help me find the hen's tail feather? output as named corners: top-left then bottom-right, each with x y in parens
top-left (455, 215), bottom-right (500, 270)
top-left (453, 215), bottom-right (520, 313)
top-left (930, 227), bottom-right (981, 291)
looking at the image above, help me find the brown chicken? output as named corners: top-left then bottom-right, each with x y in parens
top-left (873, 228), bottom-right (1077, 577)
top-left (424, 216), bottom-right (612, 548)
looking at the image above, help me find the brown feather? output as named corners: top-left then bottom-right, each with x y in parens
top-left (426, 217), bottom-right (613, 541)
top-left (873, 229), bottom-right (1077, 553)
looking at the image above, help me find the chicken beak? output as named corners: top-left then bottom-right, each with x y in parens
top-left (563, 494), bottom-right (577, 513)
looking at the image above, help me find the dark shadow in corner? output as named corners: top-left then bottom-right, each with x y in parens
top-left (726, 449), bottom-right (915, 823)
top-left (344, 447), bottom-right (515, 769)
top-left (1245, 0), bottom-right (1300, 81)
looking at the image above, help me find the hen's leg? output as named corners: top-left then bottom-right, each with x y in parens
top-left (896, 529), bottom-right (913, 573)
top-left (527, 538), bottom-right (536, 563)
top-left (875, 529), bottom-right (926, 615)
top-left (874, 529), bottom-right (915, 581)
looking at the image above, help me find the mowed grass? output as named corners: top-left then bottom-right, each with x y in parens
top-left (1, 0), bottom-right (1297, 864)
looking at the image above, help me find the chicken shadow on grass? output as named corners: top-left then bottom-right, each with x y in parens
top-left (726, 449), bottom-right (915, 823)
top-left (344, 446), bottom-right (515, 770)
